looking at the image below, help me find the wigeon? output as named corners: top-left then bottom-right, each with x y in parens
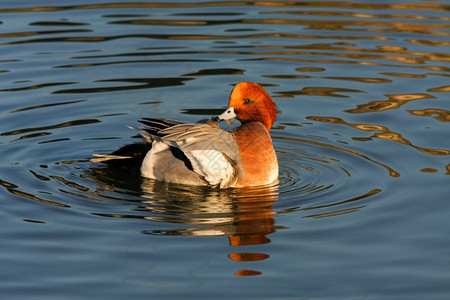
top-left (94, 82), bottom-right (279, 188)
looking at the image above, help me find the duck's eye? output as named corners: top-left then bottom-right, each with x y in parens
top-left (243, 98), bottom-right (252, 105)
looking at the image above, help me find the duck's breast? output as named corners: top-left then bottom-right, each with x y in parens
top-left (232, 122), bottom-right (278, 187)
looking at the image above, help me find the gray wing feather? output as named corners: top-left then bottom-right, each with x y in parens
top-left (158, 123), bottom-right (242, 188)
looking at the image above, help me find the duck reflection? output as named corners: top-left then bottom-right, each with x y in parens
top-left (140, 179), bottom-right (279, 276)
top-left (141, 180), bottom-right (278, 239)
top-left (89, 159), bottom-right (279, 276)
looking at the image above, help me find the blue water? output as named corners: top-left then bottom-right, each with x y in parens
top-left (1, 1), bottom-right (449, 299)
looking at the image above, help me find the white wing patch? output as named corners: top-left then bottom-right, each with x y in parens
top-left (186, 150), bottom-right (237, 188)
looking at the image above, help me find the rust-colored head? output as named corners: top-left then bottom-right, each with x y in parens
top-left (218, 82), bottom-right (277, 131)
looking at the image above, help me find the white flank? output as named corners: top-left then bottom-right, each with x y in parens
top-left (140, 141), bottom-right (169, 178)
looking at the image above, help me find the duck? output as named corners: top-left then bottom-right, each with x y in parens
top-left (94, 82), bottom-right (278, 188)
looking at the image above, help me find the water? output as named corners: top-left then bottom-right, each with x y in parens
top-left (1, 1), bottom-right (449, 299)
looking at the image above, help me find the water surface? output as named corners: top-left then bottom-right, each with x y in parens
top-left (1, 1), bottom-right (449, 299)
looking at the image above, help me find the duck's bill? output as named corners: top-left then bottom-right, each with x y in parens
top-left (214, 107), bottom-right (236, 124)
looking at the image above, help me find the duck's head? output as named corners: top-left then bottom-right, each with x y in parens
top-left (216, 82), bottom-right (277, 131)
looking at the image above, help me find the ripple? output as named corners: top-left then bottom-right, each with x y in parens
top-left (72, 127), bottom-right (394, 234)
top-left (272, 134), bottom-right (391, 217)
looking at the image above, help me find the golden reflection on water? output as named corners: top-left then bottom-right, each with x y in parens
top-left (0, 119), bottom-right (100, 142)
top-left (408, 108), bottom-right (450, 122)
top-left (2, 0), bottom-right (449, 68)
top-left (300, 188), bottom-right (381, 218)
top-left (307, 116), bottom-right (450, 156)
top-left (1, 1), bottom-right (449, 13)
top-left (0, 177), bottom-right (69, 207)
top-left (274, 87), bottom-right (363, 98)
top-left (428, 85), bottom-right (450, 93)
top-left (345, 93), bottom-right (435, 113)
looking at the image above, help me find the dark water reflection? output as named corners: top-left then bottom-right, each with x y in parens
top-left (1, 1), bottom-right (450, 299)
